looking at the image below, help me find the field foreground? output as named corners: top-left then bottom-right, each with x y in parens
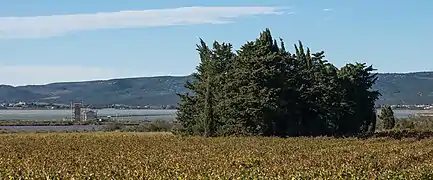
top-left (1, 133), bottom-right (433, 179)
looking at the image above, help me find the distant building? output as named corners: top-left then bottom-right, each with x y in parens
top-left (83, 110), bottom-right (98, 121)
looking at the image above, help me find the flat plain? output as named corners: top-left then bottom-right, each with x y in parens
top-left (1, 132), bottom-right (433, 179)
top-left (0, 109), bottom-right (177, 121)
top-left (0, 109), bottom-right (423, 121)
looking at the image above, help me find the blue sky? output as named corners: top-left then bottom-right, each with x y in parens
top-left (0, 0), bottom-right (432, 85)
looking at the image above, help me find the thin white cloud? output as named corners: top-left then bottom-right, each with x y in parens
top-left (0, 6), bottom-right (284, 39)
top-left (323, 8), bottom-right (333, 12)
top-left (0, 65), bottom-right (118, 86)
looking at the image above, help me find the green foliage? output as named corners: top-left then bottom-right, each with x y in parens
top-left (379, 105), bottom-right (396, 129)
top-left (203, 76), bottom-right (216, 137)
top-left (177, 29), bottom-right (381, 137)
top-left (176, 39), bottom-right (235, 136)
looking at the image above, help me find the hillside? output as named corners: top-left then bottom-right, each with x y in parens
top-left (374, 72), bottom-right (433, 105)
top-left (0, 76), bottom-right (192, 106)
top-left (0, 72), bottom-right (432, 106)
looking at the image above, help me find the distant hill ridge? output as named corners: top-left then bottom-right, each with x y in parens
top-left (0, 76), bottom-right (193, 106)
top-left (1, 72), bottom-right (432, 106)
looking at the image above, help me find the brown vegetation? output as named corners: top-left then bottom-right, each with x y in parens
top-left (1, 132), bottom-right (433, 179)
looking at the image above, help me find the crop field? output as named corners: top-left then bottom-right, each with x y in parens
top-left (1, 133), bottom-right (433, 179)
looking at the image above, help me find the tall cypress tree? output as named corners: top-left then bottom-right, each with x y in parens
top-left (177, 39), bottom-right (234, 136)
top-left (176, 39), bottom-right (213, 135)
top-left (177, 28), bottom-right (381, 137)
top-left (222, 29), bottom-right (286, 136)
top-left (337, 63), bottom-right (381, 135)
top-left (203, 75), bottom-right (215, 137)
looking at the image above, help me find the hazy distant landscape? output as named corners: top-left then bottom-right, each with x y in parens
top-left (2, 72), bottom-right (433, 106)
top-left (0, 76), bottom-right (190, 107)
top-left (1, 72), bottom-right (433, 122)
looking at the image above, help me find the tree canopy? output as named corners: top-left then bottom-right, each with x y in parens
top-left (176, 29), bottom-right (381, 137)
top-left (379, 105), bottom-right (395, 130)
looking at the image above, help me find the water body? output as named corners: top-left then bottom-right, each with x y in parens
top-left (0, 109), bottom-right (177, 121)
top-left (394, 111), bottom-right (413, 118)
top-left (391, 110), bottom-right (428, 119)
top-left (0, 109), bottom-right (423, 121)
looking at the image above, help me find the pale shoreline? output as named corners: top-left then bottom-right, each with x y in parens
top-left (387, 109), bottom-right (433, 114)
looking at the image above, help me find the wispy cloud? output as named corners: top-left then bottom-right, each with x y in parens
top-left (323, 8), bottom-right (333, 12)
top-left (0, 6), bottom-right (284, 39)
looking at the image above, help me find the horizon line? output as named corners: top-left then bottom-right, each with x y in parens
top-left (2, 70), bottom-right (433, 87)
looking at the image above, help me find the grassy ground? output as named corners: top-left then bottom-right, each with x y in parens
top-left (1, 132), bottom-right (433, 179)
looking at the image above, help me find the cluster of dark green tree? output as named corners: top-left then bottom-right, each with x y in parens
top-left (176, 29), bottom-right (381, 137)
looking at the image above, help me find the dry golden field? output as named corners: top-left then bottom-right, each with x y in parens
top-left (1, 132), bottom-right (433, 179)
